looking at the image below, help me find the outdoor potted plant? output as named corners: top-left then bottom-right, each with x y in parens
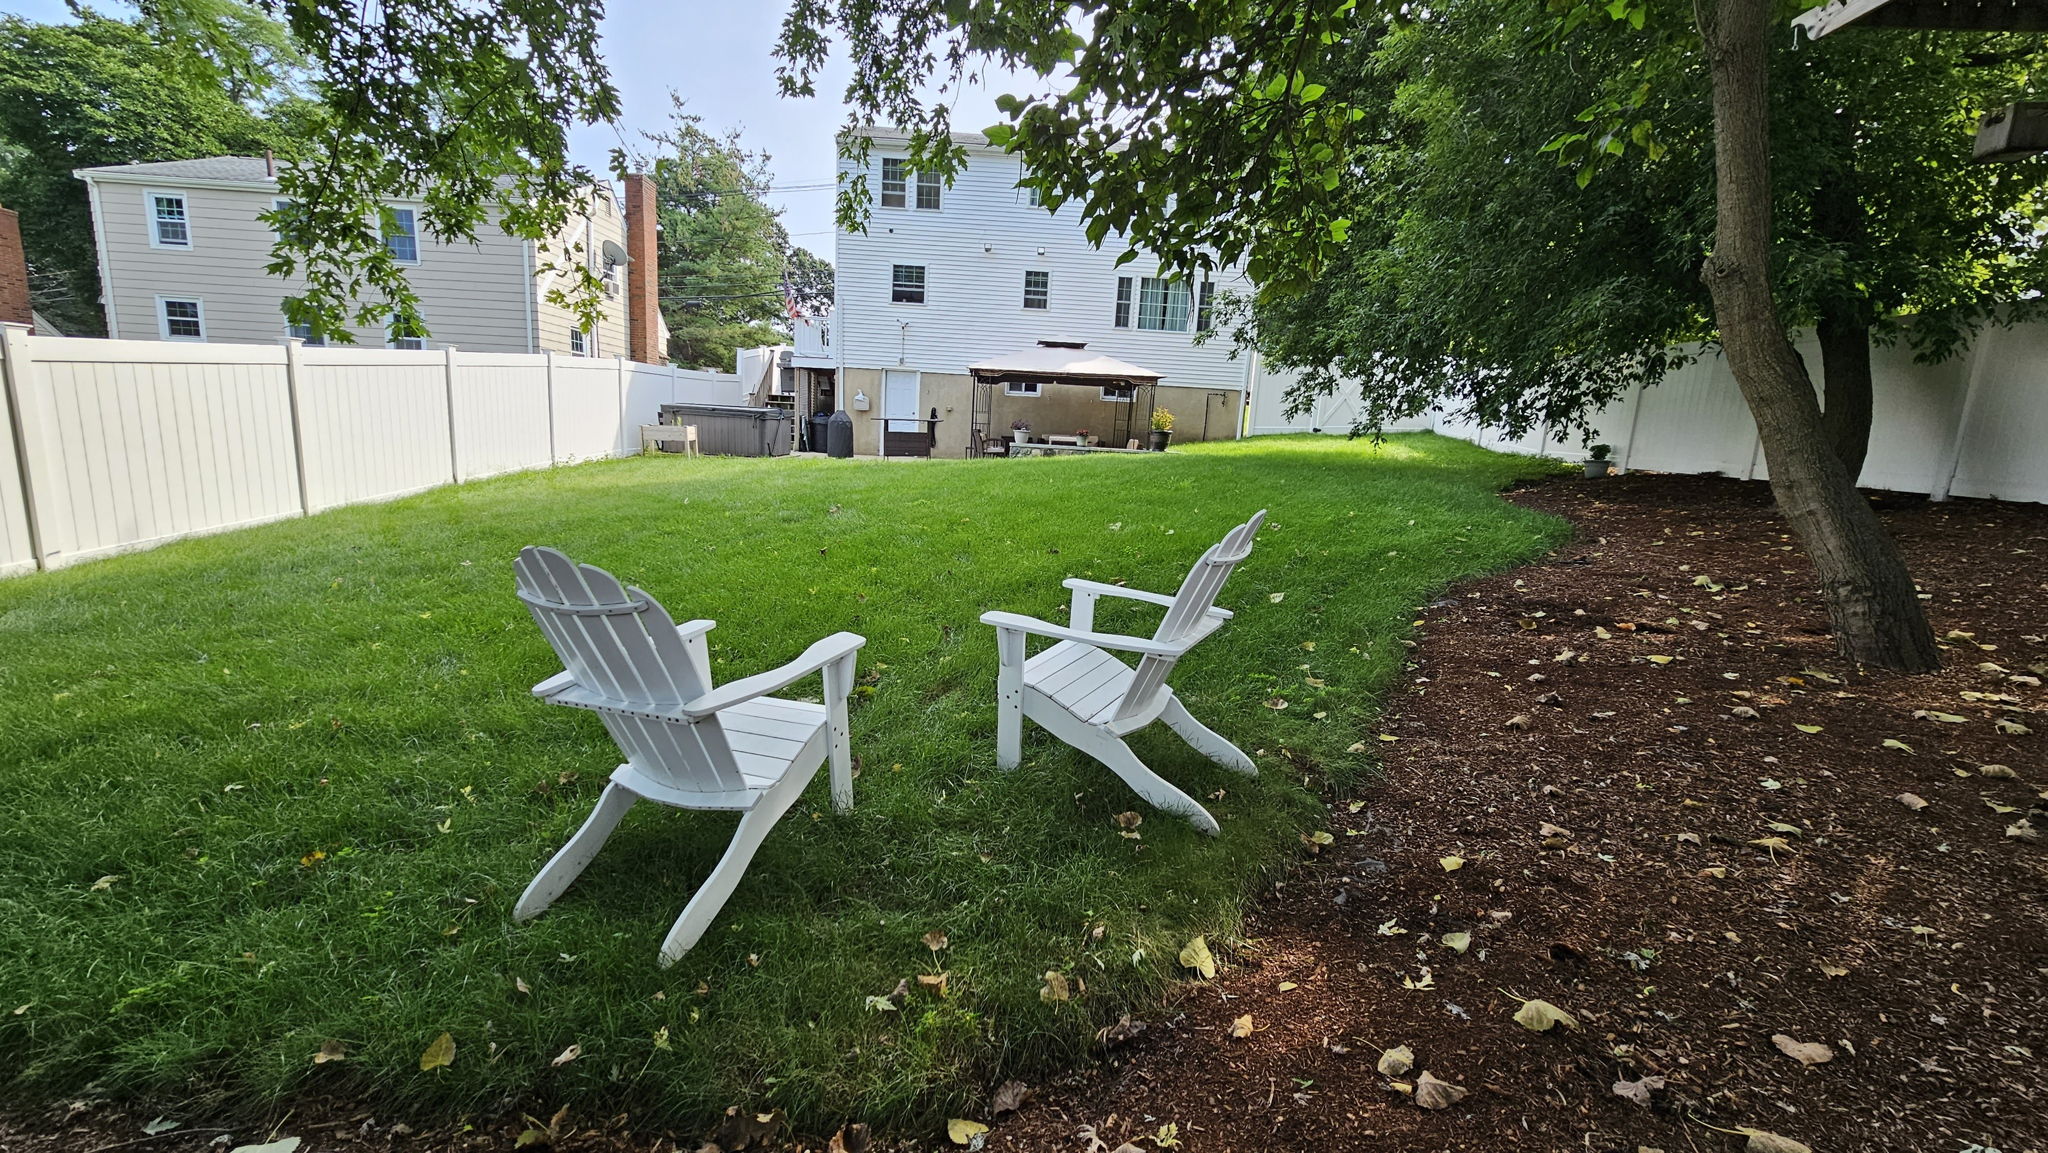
top-left (1584, 443), bottom-right (1615, 477)
top-left (1010, 417), bottom-right (1032, 440)
top-left (1148, 407), bottom-right (1175, 451)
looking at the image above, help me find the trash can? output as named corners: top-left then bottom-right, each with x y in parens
top-left (826, 410), bottom-right (854, 459)
top-left (808, 412), bottom-right (832, 453)
top-left (659, 404), bottom-right (793, 457)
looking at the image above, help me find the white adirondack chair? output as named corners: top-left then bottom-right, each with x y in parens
top-left (510, 546), bottom-right (866, 966)
top-left (981, 511), bottom-right (1267, 834)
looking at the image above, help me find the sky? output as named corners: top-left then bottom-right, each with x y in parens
top-left (5, 0), bottom-right (1040, 260)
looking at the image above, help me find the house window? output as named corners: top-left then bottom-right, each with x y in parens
top-left (388, 316), bottom-right (426, 350)
top-left (915, 169), bottom-right (942, 210)
top-left (1136, 276), bottom-right (1192, 332)
top-left (601, 256), bottom-right (619, 298)
top-left (569, 326), bottom-right (589, 356)
top-left (880, 158), bottom-right (908, 208)
top-left (148, 192), bottom-right (190, 248)
top-left (1101, 383), bottom-right (1135, 403)
top-left (158, 297), bottom-right (204, 340)
top-left (1196, 280), bottom-right (1217, 332)
top-left (1021, 163), bottom-right (1043, 207)
top-left (891, 264), bottom-right (926, 304)
top-left (1005, 380), bottom-right (1041, 397)
top-left (1023, 270), bottom-right (1049, 310)
top-left (285, 323), bottom-right (325, 346)
top-left (384, 207), bottom-right (419, 264)
top-left (1114, 277), bottom-right (1133, 328)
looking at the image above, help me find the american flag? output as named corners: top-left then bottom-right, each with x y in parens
top-left (782, 276), bottom-right (801, 321)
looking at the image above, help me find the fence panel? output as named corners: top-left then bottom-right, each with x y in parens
top-left (27, 338), bottom-right (299, 566)
top-left (452, 352), bottom-right (552, 479)
top-left (0, 344), bottom-right (36, 576)
top-left (296, 347), bottom-right (453, 512)
top-left (554, 358), bottom-right (628, 462)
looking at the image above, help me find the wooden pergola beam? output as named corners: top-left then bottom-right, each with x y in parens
top-left (1796, 0), bottom-right (2048, 38)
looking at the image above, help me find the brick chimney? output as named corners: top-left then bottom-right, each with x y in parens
top-left (623, 174), bottom-right (662, 364)
top-left (0, 206), bottom-right (31, 330)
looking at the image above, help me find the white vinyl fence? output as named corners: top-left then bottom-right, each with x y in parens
top-left (1249, 322), bottom-right (2048, 506)
top-left (0, 327), bottom-right (745, 576)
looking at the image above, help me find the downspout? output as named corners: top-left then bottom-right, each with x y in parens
top-left (84, 176), bottom-right (120, 337)
top-left (521, 239), bottom-right (537, 354)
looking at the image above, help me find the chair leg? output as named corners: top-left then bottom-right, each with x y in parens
top-left (1030, 701), bottom-right (1220, 835)
top-left (1162, 696), bottom-right (1257, 776)
top-left (657, 764), bottom-right (813, 967)
top-left (994, 628), bottom-right (1026, 769)
top-left (514, 779), bottom-right (637, 923)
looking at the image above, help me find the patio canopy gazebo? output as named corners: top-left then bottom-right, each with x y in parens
top-left (966, 338), bottom-right (1163, 456)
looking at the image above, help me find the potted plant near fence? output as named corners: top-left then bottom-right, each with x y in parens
top-left (1149, 407), bottom-right (1175, 451)
top-left (1584, 443), bottom-right (1615, 478)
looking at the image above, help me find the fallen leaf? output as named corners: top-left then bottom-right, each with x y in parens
top-left (2008, 820), bottom-right (2040, 841)
top-left (1994, 718), bottom-right (2031, 735)
top-left (1896, 793), bottom-right (1928, 812)
top-left (1376, 1044), bottom-right (1414, 1076)
top-left (1039, 971), bottom-right (1071, 1002)
top-left (1737, 1129), bottom-right (1812, 1153)
top-left (1646, 654), bottom-right (1675, 665)
top-left (1228, 1014), bottom-right (1254, 1039)
top-left (1268, 592), bottom-right (1285, 603)
top-left (1771, 1034), bottom-right (1835, 1067)
top-left (1765, 821), bottom-right (1802, 836)
top-left (1882, 738), bottom-right (1913, 753)
top-left (1277, 981), bottom-right (1299, 991)
top-left (1179, 936), bottom-right (1218, 979)
top-left (1439, 855), bottom-right (1465, 872)
top-left (946, 1118), bottom-right (989, 1146)
top-left (990, 1079), bottom-right (1032, 1115)
top-left (227, 1141), bottom-right (302, 1153)
top-left (1441, 931), bottom-right (1472, 954)
top-left (1793, 723), bottom-right (1824, 734)
top-left (1264, 697), bottom-right (1289, 710)
top-left (1731, 706), bottom-right (1760, 719)
top-left (514, 976), bottom-right (531, 995)
top-left (142, 1118), bottom-right (181, 1136)
top-left (1513, 999), bottom-right (1580, 1032)
top-left (1611, 1074), bottom-right (1665, 1107)
top-left (90, 875), bottom-right (120, 892)
top-left (1978, 764), bottom-right (2017, 779)
top-left (419, 1032), bottom-right (455, 1072)
top-left (312, 1039), bottom-right (346, 1064)
top-left (550, 1043), bottom-right (581, 1067)
top-left (922, 930), bottom-right (950, 952)
top-left (1413, 1070), bottom-right (1467, 1109)
top-left (1505, 714), bottom-right (1533, 730)
top-left (1917, 710), bottom-right (1969, 724)
top-left (1539, 822), bottom-right (1572, 838)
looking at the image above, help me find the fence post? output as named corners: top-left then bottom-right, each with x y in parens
top-left (0, 322), bottom-right (60, 569)
top-left (1617, 381), bottom-right (1648, 474)
top-left (282, 338), bottom-right (312, 515)
top-left (616, 355), bottom-right (628, 458)
top-left (544, 350), bottom-right (559, 466)
top-left (443, 345), bottom-right (462, 484)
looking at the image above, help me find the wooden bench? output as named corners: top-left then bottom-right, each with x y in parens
top-left (640, 424), bottom-right (700, 457)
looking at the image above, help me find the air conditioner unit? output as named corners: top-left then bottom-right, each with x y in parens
top-left (1974, 102), bottom-right (2048, 162)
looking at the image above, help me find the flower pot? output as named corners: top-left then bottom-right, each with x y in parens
top-left (1148, 430), bottom-right (1173, 451)
top-left (1584, 459), bottom-right (1614, 478)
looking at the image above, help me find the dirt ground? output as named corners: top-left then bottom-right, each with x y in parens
top-left (6, 474), bottom-right (2044, 1153)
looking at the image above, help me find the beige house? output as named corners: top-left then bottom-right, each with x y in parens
top-left (75, 157), bottom-right (662, 359)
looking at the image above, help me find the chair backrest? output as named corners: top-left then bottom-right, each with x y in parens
top-left (1112, 510), bottom-right (1267, 723)
top-left (514, 547), bottom-right (750, 797)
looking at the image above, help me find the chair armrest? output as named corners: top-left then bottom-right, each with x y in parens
top-left (979, 610), bottom-right (1187, 657)
top-left (1061, 579), bottom-right (1235, 620)
top-left (675, 619), bottom-right (716, 642)
top-left (679, 631), bottom-right (867, 719)
top-left (532, 669), bottom-right (578, 699)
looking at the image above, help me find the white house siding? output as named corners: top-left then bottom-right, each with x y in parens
top-left (531, 186), bottom-right (631, 363)
top-left (85, 175), bottom-right (536, 352)
top-left (832, 132), bottom-right (1253, 452)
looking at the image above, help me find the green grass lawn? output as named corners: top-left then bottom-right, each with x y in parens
top-left (0, 433), bottom-right (1564, 1131)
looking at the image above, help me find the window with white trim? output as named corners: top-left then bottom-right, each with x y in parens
top-left (891, 264), bottom-right (926, 304)
top-left (880, 158), bottom-right (908, 208)
top-left (1004, 380), bottom-right (1041, 397)
top-left (1196, 281), bottom-right (1217, 332)
top-left (387, 316), bottom-right (426, 350)
top-left (1101, 383), bottom-right (1135, 403)
top-left (157, 297), bottom-right (204, 340)
top-left (1114, 277), bottom-right (1133, 328)
top-left (569, 326), bottom-right (589, 356)
top-left (1022, 270), bottom-right (1049, 310)
top-left (285, 323), bottom-right (325, 346)
top-left (1136, 276), bottom-right (1192, 331)
top-left (148, 191), bottom-right (190, 248)
top-left (1021, 163), bottom-right (1044, 207)
top-left (915, 169), bottom-right (941, 210)
top-left (384, 207), bottom-right (419, 263)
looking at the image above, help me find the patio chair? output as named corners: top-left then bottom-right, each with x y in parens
top-left (510, 546), bottom-right (865, 966)
top-left (981, 511), bottom-right (1266, 834)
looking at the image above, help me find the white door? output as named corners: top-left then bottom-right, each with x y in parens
top-left (885, 369), bottom-right (921, 433)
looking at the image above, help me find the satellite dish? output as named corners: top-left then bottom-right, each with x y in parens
top-left (601, 239), bottom-right (631, 265)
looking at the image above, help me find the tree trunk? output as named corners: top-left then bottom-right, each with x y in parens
top-left (1694, 0), bottom-right (1939, 672)
top-left (1816, 302), bottom-right (1874, 482)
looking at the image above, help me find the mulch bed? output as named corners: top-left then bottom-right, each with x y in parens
top-left (6, 474), bottom-right (2043, 1153)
